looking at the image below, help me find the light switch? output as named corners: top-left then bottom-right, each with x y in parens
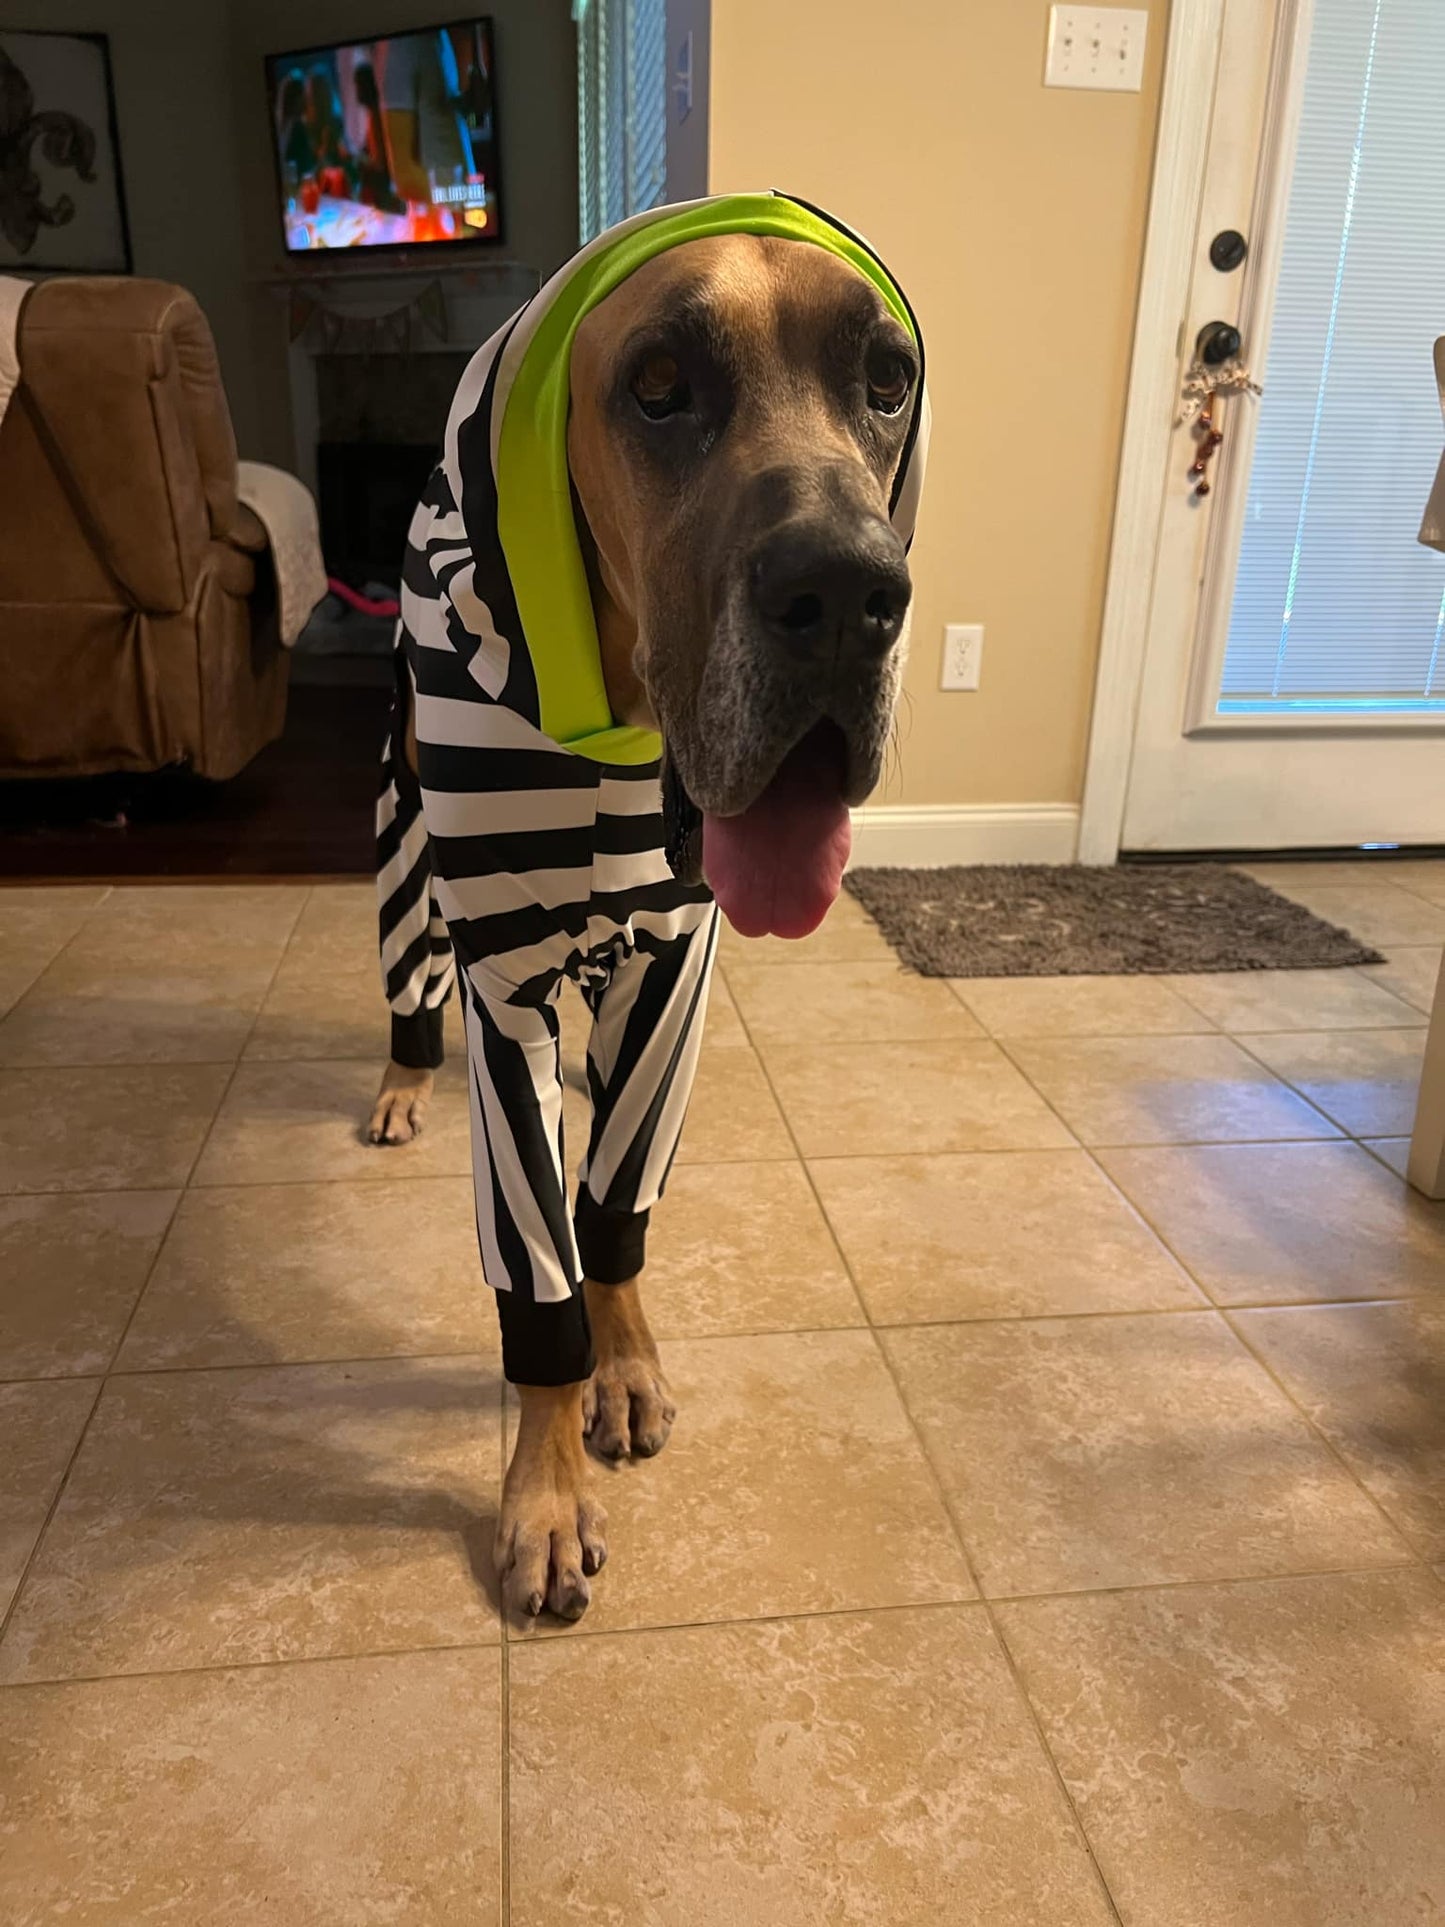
top-left (1044, 6), bottom-right (1148, 92)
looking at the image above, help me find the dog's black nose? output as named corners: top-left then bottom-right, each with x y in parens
top-left (751, 521), bottom-right (912, 665)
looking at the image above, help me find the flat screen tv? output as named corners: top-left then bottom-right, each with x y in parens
top-left (265, 17), bottom-right (501, 254)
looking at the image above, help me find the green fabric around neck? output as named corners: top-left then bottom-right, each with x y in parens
top-left (495, 194), bottom-right (917, 765)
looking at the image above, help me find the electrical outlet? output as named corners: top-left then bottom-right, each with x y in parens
top-left (1044, 6), bottom-right (1148, 92)
top-left (941, 623), bottom-right (983, 691)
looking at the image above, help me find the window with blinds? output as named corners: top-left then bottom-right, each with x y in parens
top-left (1219, 0), bottom-right (1445, 715)
top-left (574, 0), bottom-right (669, 246)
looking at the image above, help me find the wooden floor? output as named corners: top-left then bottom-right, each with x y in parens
top-left (0, 683), bottom-right (390, 883)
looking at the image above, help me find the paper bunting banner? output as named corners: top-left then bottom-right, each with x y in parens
top-left (416, 280), bottom-right (448, 342)
top-left (283, 279), bottom-right (449, 353)
top-left (287, 290), bottom-right (317, 343)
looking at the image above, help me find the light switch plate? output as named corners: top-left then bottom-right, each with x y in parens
top-left (1045, 6), bottom-right (1148, 91)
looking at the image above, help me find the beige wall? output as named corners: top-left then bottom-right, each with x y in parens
top-left (708, 0), bottom-right (1168, 808)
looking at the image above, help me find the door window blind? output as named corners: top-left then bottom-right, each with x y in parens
top-left (1219, 0), bottom-right (1445, 715)
top-left (627, 0), bottom-right (668, 219)
top-left (574, 0), bottom-right (669, 246)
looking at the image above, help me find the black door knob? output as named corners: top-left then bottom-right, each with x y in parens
top-left (1209, 228), bottom-right (1248, 272)
top-left (1196, 320), bottom-right (1242, 366)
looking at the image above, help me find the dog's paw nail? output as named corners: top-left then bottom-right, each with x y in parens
top-left (525, 1589), bottom-right (544, 1617)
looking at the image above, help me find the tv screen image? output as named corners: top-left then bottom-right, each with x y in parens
top-left (265, 17), bottom-right (501, 253)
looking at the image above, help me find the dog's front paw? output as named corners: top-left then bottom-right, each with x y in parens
top-left (583, 1278), bottom-right (676, 1461)
top-left (583, 1351), bottom-right (676, 1461)
top-left (496, 1387), bottom-right (608, 1623)
top-left (367, 1060), bottom-right (434, 1145)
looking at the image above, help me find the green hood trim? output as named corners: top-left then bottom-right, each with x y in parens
top-left (495, 193), bottom-right (919, 765)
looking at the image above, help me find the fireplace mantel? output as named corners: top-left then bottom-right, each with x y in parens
top-left (267, 259), bottom-right (542, 493)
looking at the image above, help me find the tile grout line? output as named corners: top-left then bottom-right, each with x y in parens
top-left (7, 889), bottom-right (1436, 1905)
top-left (1216, 1302), bottom-right (1435, 1570)
top-left (1226, 1025), bottom-right (1418, 1140)
top-left (732, 945), bottom-right (1436, 1585)
top-left (719, 993), bottom-right (885, 1334)
top-left (0, 883), bottom-right (116, 1029)
top-left (794, 959), bottom-right (1432, 1881)
top-left (0, 1631), bottom-right (506, 1695)
top-left (1, 1559), bottom-right (1428, 1696)
top-left (1002, 1000), bottom-right (1432, 1568)
top-left (11, 1122), bottom-right (1425, 1203)
top-left (1355, 1137), bottom-right (1415, 1178)
top-left (4, 1287), bottom-right (1436, 1390)
top-left (0, 887), bottom-right (315, 1660)
top-left (723, 967), bottom-right (1127, 1927)
top-left (951, 993), bottom-right (1437, 1571)
top-left (7, 1285), bottom-right (1440, 1397)
top-left (449, 1555), bottom-right (1440, 1654)
top-left (0, 1375), bottom-right (106, 1655)
top-left (0, 886), bottom-right (318, 1072)
top-left (1077, 1108), bottom-right (1435, 1571)
top-left (874, 1322), bottom-right (1128, 1926)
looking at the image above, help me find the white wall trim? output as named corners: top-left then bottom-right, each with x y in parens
top-left (848, 804), bottom-right (1080, 868)
top-left (1076, 0), bottom-right (1229, 865)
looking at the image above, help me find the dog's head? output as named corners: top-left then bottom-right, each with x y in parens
top-left (566, 232), bottom-right (923, 937)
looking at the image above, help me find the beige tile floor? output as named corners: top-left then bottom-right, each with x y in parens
top-left (1, 868), bottom-right (1444, 1924)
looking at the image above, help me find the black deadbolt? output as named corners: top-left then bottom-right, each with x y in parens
top-left (1196, 320), bottom-right (1242, 366)
top-left (1209, 228), bottom-right (1249, 272)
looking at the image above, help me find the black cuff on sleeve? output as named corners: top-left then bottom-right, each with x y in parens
top-left (496, 1288), bottom-right (595, 1387)
top-left (391, 1004), bottom-right (446, 1071)
top-left (574, 1189), bottom-right (650, 1284)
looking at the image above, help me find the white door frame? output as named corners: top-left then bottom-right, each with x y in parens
top-left (1077, 0), bottom-right (1231, 865)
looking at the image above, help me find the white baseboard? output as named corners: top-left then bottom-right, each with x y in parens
top-left (847, 803), bottom-right (1080, 868)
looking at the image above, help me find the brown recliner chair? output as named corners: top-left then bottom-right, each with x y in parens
top-left (0, 277), bottom-right (289, 780)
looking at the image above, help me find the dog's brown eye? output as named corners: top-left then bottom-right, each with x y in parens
top-left (632, 351), bottom-right (689, 419)
top-left (867, 351), bottom-right (912, 415)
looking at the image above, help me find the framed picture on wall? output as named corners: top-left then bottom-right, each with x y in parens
top-left (0, 29), bottom-right (131, 273)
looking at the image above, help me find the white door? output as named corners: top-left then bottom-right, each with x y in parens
top-left (1114, 0), bottom-right (1445, 854)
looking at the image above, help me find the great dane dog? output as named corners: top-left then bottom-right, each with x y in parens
top-left (365, 194), bottom-right (928, 1620)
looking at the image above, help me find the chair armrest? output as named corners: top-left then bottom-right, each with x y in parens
top-left (229, 502), bottom-right (270, 553)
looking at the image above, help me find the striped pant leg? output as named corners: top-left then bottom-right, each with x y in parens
top-left (377, 670), bottom-right (456, 1071)
top-left (462, 978), bottom-right (595, 1386)
top-left (573, 900), bottom-right (721, 1285)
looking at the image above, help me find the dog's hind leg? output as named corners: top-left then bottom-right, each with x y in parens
top-left (369, 671), bottom-right (455, 1145)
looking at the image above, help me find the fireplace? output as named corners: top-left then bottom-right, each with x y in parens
top-left (313, 349), bottom-right (470, 586)
top-left (275, 263), bottom-right (539, 606)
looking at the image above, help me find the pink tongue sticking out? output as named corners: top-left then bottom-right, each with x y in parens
top-left (701, 724), bottom-right (851, 940)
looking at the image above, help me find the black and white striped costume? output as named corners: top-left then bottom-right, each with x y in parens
top-left (375, 195), bottom-right (927, 1387)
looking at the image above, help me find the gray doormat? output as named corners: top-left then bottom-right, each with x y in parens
top-left (842, 863), bottom-right (1386, 978)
